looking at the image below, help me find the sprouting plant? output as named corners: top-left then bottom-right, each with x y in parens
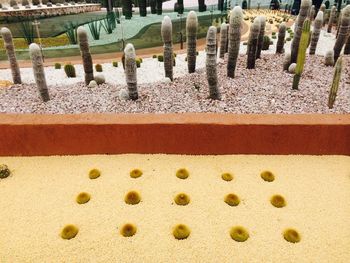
top-left (173, 224), bottom-right (191, 239)
top-left (130, 169), bottom-right (143, 178)
top-left (120, 223), bottom-right (137, 237)
top-left (60, 224), bottom-right (79, 240)
top-left (76, 192), bottom-right (91, 204)
top-left (283, 228), bottom-right (301, 243)
top-left (124, 190), bottom-right (141, 205)
top-left (260, 171), bottom-right (275, 182)
top-left (224, 193), bottom-right (240, 206)
top-left (230, 226), bottom-right (249, 242)
top-left (88, 20), bottom-right (102, 40)
top-left (270, 194), bottom-right (286, 208)
top-left (174, 193), bottom-right (190, 205)
top-left (89, 168), bottom-right (101, 179)
top-left (176, 168), bottom-right (189, 179)
top-left (221, 173), bottom-right (233, 181)
top-left (64, 22), bottom-right (78, 45)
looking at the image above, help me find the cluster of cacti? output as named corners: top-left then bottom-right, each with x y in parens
top-left (206, 26), bottom-right (220, 100)
top-left (328, 6), bottom-right (336, 33)
top-left (29, 43), bottom-right (50, 102)
top-left (0, 27), bottom-right (21, 84)
top-left (247, 17), bottom-right (261, 69)
top-left (292, 19), bottom-right (311, 90)
top-left (256, 16), bottom-right (266, 59)
top-left (328, 56), bottom-right (343, 109)
top-left (219, 23), bottom-right (228, 58)
top-left (333, 5), bottom-right (350, 62)
top-left (309, 11), bottom-right (323, 55)
top-left (290, 0), bottom-right (311, 64)
top-left (124, 43), bottom-right (138, 100)
top-left (64, 63), bottom-right (76, 78)
top-left (161, 16), bottom-right (173, 81)
top-left (77, 26), bottom-right (94, 85)
top-left (276, 22), bottom-right (286, 54)
top-left (186, 11), bottom-right (198, 73)
top-left (227, 6), bottom-right (243, 78)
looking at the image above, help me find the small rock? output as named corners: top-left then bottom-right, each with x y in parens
top-left (88, 80), bottom-right (98, 88)
top-left (94, 74), bottom-right (105, 85)
top-left (119, 89), bottom-right (129, 100)
top-left (288, 63), bottom-right (296, 74)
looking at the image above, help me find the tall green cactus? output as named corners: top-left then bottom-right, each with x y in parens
top-left (124, 43), bottom-right (138, 100)
top-left (309, 11), bottom-right (323, 55)
top-left (227, 6), bottom-right (243, 78)
top-left (77, 26), bottom-right (94, 85)
top-left (0, 27), bottom-right (21, 84)
top-left (333, 5), bottom-right (350, 62)
top-left (292, 19), bottom-right (311, 90)
top-left (161, 16), bottom-right (173, 81)
top-left (29, 43), bottom-right (50, 102)
top-left (206, 26), bottom-right (220, 100)
top-left (186, 11), bottom-right (198, 73)
top-left (290, 0), bottom-right (311, 64)
top-left (219, 22), bottom-right (228, 58)
top-left (276, 22), bottom-right (286, 54)
top-left (256, 16), bottom-right (266, 59)
top-left (327, 6), bottom-right (336, 33)
top-left (328, 56), bottom-right (342, 109)
top-left (247, 17), bottom-right (260, 69)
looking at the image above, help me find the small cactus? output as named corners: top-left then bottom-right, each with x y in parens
top-left (324, 50), bottom-right (334, 66)
top-left (64, 63), bottom-right (76, 78)
top-left (328, 56), bottom-right (342, 109)
top-left (95, 64), bottom-right (103, 72)
top-left (161, 16), bottom-right (173, 81)
top-left (0, 27), bottom-right (21, 84)
top-left (292, 19), bottom-right (311, 90)
top-left (219, 22), bottom-right (228, 58)
top-left (309, 11), bottom-right (323, 55)
top-left (247, 17), bottom-right (260, 69)
top-left (29, 43), bottom-right (50, 102)
top-left (333, 5), bottom-right (350, 62)
top-left (77, 26), bottom-right (94, 85)
top-left (308, 5), bottom-right (315, 21)
top-left (276, 22), bottom-right (286, 54)
top-left (206, 26), bottom-right (220, 100)
top-left (256, 16), bottom-right (266, 59)
top-left (112, 61), bottom-right (118, 67)
top-left (186, 11), bottom-right (198, 73)
top-left (227, 6), bottom-right (243, 78)
top-left (124, 43), bottom-right (138, 100)
top-left (327, 6), bottom-right (336, 33)
top-left (54, 62), bottom-right (61, 69)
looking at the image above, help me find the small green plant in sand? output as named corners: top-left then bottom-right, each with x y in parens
top-left (76, 192), bottom-right (91, 204)
top-left (230, 226), bottom-right (249, 242)
top-left (283, 228), bottom-right (301, 243)
top-left (260, 171), bottom-right (275, 182)
top-left (221, 173), bottom-right (233, 181)
top-left (174, 193), bottom-right (190, 206)
top-left (60, 224), bottom-right (79, 240)
top-left (224, 193), bottom-right (240, 206)
top-left (270, 194), bottom-right (286, 208)
top-left (0, 164), bottom-right (11, 179)
top-left (173, 224), bottom-right (191, 240)
top-left (125, 190), bottom-right (141, 205)
top-left (176, 168), bottom-right (189, 179)
top-left (89, 168), bottom-right (101, 179)
top-left (120, 223), bottom-right (137, 237)
top-left (130, 168), bottom-right (143, 178)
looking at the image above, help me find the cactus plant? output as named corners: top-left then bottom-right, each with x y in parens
top-left (124, 43), bottom-right (138, 100)
top-left (29, 43), bottom-right (50, 102)
top-left (227, 6), bottom-right (243, 78)
top-left (309, 5), bottom-right (315, 21)
top-left (206, 26), bottom-right (220, 100)
top-left (276, 22), bottom-right (286, 54)
top-left (60, 224), bottom-right (78, 240)
top-left (333, 6), bottom-right (350, 62)
top-left (328, 56), bottom-right (342, 109)
top-left (324, 50), bottom-right (334, 66)
top-left (256, 16), bottom-right (266, 59)
top-left (54, 63), bottom-right (61, 69)
top-left (309, 11), bottom-right (323, 55)
top-left (327, 6), bottom-right (336, 33)
top-left (219, 23), bottom-right (228, 58)
top-left (290, 0), bottom-right (311, 64)
top-left (161, 16), bottom-right (173, 81)
top-left (64, 63), bottom-right (76, 78)
top-left (247, 17), bottom-right (260, 69)
top-left (95, 64), bottom-right (103, 72)
top-left (77, 26), bottom-right (93, 85)
top-left (0, 27), bottom-right (21, 84)
top-left (186, 11), bottom-right (198, 73)
top-left (292, 19), bottom-right (311, 90)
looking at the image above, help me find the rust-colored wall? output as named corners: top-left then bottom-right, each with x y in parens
top-left (0, 114), bottom-right (349, 156)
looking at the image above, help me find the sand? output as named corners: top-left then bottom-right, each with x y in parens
top-left (0, 154), bottom-right (349, 262)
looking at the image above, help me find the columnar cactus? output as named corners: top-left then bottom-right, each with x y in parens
top-left (247, 17), bottom-right (260, 69)
top-left (283, 52), bottom-right (291, 71)
top-left (309, 5), bottom-right (315, 21)
top-left (320, 4), bottom-right (326, 13)
top-left (186, 11), bottom-right (198, 73)
top-left (0, 27), bottom-right (21, 84)
top-left (206, 26), bottom-right (220, 100)
top-left (161, 16), bottom-right (173, 81)
top-left (333, 5), bottom-right (350, 62)
top-left (227, 6), bottom-right (243, 78)
top-left (77, 26), bottom-right (94, 85)
top-left (328, 56), bottom-right (342, 109)
top-left (290, 0), bottom-right (311, 64)
top-left (327, 6), bottom-right (336, 33)
top-left (256, 16), bottom-right (266, 59)
top-left (219, 23), bottom-right (228, 58)
top-left (124, 43), bottom-right (138, 100)
top-left (324, 50), bottom-right (335, 66)
top-left (309, 11), bottom-right (323, 55)
top-left (29, 43), bottom-right (50, 102)
top-left (276, 22), bottom-right (286, 54)
top-left (292, 19), bottom-right (311, 90)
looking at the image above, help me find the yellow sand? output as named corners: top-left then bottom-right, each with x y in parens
top-left (0, 154), bottom-right (349, 263)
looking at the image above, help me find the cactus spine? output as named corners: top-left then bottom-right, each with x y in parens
top-left (0, 27), bottom-right (21, 84)
top-left (276, 22), bottom-right (286, 54)
top-left (206, 26), bottom-right (220, 100)
top-left (292, 19), bottom-right (311, 90)
top-left (29, 43), bottom-right (50, 102)
top-left (247, 17), bottom-right (260, 69)
top-left (124, 43), bottom-right (138, 100)
top-left (227, 6), bottom-right (243, 78)
top-left (77, 26), bottom-right (94, 85)
top-left (333, 5), bottom-right (350, 62)
top-left (186, 11), bottom-right (198, 73)
top-left (256, 16), bottom-right (266, 59)
top-left (309, 11), bottom-right (323, 55)
top-left (161, 16), bottom-right (173, 81)
top-left (290, 0), bottom-right (311, 64)
top-left (219, 23), bottom-right (228, 58)
top-left (328, 56), bottom-right (342, 109)
top-left (327, 6), bottom-right (336, 33)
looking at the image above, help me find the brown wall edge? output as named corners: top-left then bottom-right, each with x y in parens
top-left (0, 113), bottom-right (349, 156)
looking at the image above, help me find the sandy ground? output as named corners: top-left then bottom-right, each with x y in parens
top-left (0, 154), bottom-right (349, 263)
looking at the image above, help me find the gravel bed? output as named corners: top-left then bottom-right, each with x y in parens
top-left (0, 54), bottom-right (349, 114)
